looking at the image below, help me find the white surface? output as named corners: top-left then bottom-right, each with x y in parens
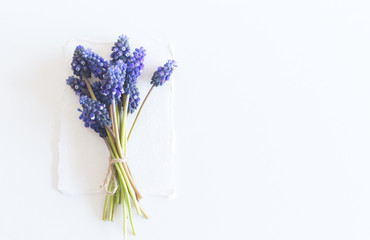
top-left (1, 0), bottom-right (370, 239)
top-left (58, 39), bottom-right (175, 197)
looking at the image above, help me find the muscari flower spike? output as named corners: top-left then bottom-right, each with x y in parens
top-left (150, 60), bottom-right (177, 87)
top-left (72, 45), bottom-right (109, 80)
top-left (126, 47), bottom-right (146, 82)
top-left (127, 85), bottom-right (140, 114)
top-left (66, 76), bottom-right (89, 97)
top-left (123, 47), bottom-right (146, 113)
top-left (100, 60), bottom-right (126, 105)
top-left (111, 35), bottom-right (131, 64)
top-left (66, 75), bottom-right (104, 102)
top-left (92, 81), bottom-right (104, 103)
top-left (78, 95), bottom-right (110, 138)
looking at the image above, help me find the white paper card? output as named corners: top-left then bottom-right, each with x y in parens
top-left (58, 38), bottom-right (175, 197)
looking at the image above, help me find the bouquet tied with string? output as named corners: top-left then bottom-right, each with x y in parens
top-left (66, 35), bottom-right (177, 239)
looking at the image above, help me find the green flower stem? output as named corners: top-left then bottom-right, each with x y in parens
top-left (83, 76), bottom-right (97, 100)
top-left (108, 134), bottom-right (132, 216)
top-left (108, 130), bottom-right (136, 233)
top-left (116, 163), bottom-right (135, 236)
top-left (109, 101), bottom-right (123, 158)
top-left (116, 100), bottom-right (138, 233)
top-left (103, 185), bottom-right (110, 220)
top-left (138, 202), bottom-right (149, 219)
top-left (111, 101), bottom-right (123, 158)
top-left (119, 98), bottom-right (142, 216)
top-left (114, 190), bottom-right (120, 205)
top-left (118, 163), bottom-right (142, 216)
top-left (120, 94), bottom-right (143, 199)
top-left (118, 174), bottom-right (128, 238)
top-left (118, 189), bottom-right (122, 204)
top-left (127, 85), bottom-right (155, 141)
top-left (104, 135), bottom-right (121, 222)
top-left (112, 194), bottom-right (117, 220)
top-left (104, 124), bottom-right (115, 141)
top-left (122, 162), bottom-right (142, 199)
top-left (116, 103), bottom-right (121, 133)
top-left (104, 178), bottom-right (114, 221)
top-left (107, 132), bottom-right (119, 158)
top-left (119, 103), bottom-right (123, 134)
top-left (121, 179), bottom-right (127, 239)
top-left (103, 139), bottom-right (114, 221)
top-left (121, 94), bottom-right (129, 149)
top-left (108, 179), bottom-right (115, 221)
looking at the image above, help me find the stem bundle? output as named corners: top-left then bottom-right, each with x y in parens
top-left (84, 78), bottom-right (147, 238)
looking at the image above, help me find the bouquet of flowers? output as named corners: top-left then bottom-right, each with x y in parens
top-left (65, 35), bottom-right (177, 239)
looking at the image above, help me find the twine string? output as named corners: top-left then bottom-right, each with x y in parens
top-left (97, 156), bottom-right (128, 195)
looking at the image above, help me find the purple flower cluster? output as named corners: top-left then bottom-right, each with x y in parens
top-left (78, 95), bottom-right (110, 137)
top-left (66, 76), bottom-right (89, 97)
top-left (100, 60), bottom-right (126, 105)
top-left (72, 45), bottom-right (109, 80)
top-left (128, 86), bottom-right (140, 114)
top-left (92, 81), bottom-right (104, 103)
top-left (123, 47), bottom-right (146, 113)
top-left (126, 47), bottom-right (146, 80)
top-left (66, 75), bottom-right (104, 102)
top-left (111, 35), bottom-right (131, 63)
top-left (67, 34), bottom-right (178, 139)
top-left (151, 60), bottom-right (177, 87)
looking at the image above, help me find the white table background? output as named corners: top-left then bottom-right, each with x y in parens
top-left (1, 0), bottom-right (370, 239)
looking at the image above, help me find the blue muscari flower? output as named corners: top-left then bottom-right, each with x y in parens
top-left (150, 60), bottom-right (177, 87)
top-left (123, 47), bottom-right (146, 113)
top-left (72, 45), bottom-right (109, 80)
top-left (124, 84), bottom-right (140, 113)
top-left (126, 47), bottom-right (146, 82)
top-left (66, 75), bottom-right (104, 102)
top-left (71, 46), bottom-right (89, 77)
top-left (100, 60), bottom-right (126, 105)
top-left (66, 76), bottom-right (89, 97)
top-left (78, 95), bottom-right (110, 138)
top-left (111, 35), bottom-right (131, 63)
top-left (126, 85), bottom-right (140, 114)
top-left (92, 81), bottom-right (103, 103)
